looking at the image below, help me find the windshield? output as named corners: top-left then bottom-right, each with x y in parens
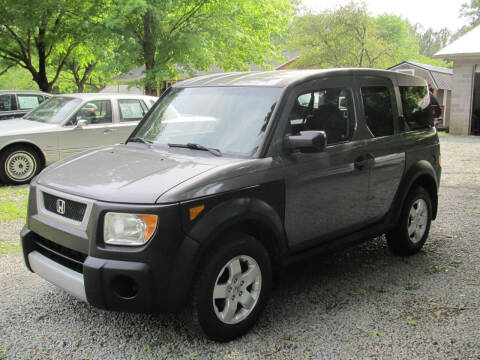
top-left (24, 96), bottom-right (81, 124)
top-left (133, 87), bottom-right (281, 156)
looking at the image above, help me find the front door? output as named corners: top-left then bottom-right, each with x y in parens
top-left (282, 77), bottom-right (371, 249)
top-left (58, 99), bottom-right (118, 158)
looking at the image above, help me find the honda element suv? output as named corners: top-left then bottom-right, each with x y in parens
top-left (21, 69), bottom-right (441, 341)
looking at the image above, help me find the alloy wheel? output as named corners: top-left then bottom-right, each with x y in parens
top-left (407, 198), bottom-right (428, 243)
top-left (212, 255), bottom-right (262, 325)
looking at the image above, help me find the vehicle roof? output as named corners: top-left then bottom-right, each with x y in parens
top-left (173, 68), bottom-right (424, 88)
top-left (0, 90), bottom-right (50, 95)
top-left (54, 93), bottom-right (158, 100)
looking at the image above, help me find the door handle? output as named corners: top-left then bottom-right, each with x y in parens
top-left (354, 153), bottom-right (375, 170)
top-left (103, 129), bottom-right (114, 134)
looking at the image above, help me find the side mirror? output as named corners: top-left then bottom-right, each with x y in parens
top-left (75, 119), bottom-right (88, 129)
top-left (287, 130), bottom-right (327, 153)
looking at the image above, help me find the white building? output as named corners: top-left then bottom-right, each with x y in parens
top-left (434, 26), bottom-right (480, 135)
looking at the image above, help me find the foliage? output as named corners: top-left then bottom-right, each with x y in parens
top-left (0, 0), bottom-right (109, 92)
top-left (286, 3), bottom-right (394, 68)
top-left (104, 0), bottom-right (294, 94)
top-left (62, 34), bottom-right (130, 93)
top-left (285, 2), bottom-right (450, 70)
top-left (450, 1), bottom-right (480, 41)
top-left (286, 3), bottom-right (413, 68)
top-left (460, 0), bottom-right (480, 26)
top-left (0, 67), bottom-right (38, 90)
top-left (413, 26), bottom-right (451, 58)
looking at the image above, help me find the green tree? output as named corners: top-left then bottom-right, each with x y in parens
top-left (287, 3), bottom-right (401, 68)
top-left (0, 0), bottom-right (108, 92)
top-left (64, 34), bottom-right (129, 93)
top-left (460, 0), bottom-right (480, 26)
top-left (286, 3), bottom-right (450, 70)
top-left (414, 27), bottom-right (451, 58)
top-left (105, 0), bottom-right (293, 94)
top-left (0, 66), bottom-right (39, 90)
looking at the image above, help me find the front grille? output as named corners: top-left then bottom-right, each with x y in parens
top-left (43, 192), bottom-right (87, 222)
top-left (33, 236), bottom-right (87, 273)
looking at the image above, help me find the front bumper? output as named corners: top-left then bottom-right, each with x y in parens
top-left (21, 184), bottom-right (202, 313)
top-left (28, 250), bottom-right (87, 301)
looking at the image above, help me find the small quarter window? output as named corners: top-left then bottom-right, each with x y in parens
top-left (288, 88), bottom-right (355, 144)
top-left (399, 86), bottom-right (433, 130)
top-left (361, 86), bottom-right (395, 137)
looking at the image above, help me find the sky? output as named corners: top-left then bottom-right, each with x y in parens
top-left (302, 0), bottom-right (470, 32)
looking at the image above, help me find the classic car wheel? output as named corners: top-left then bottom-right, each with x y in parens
top-left (193, 233), bottom-right (272, 342)
top-left (0, 146), bottom-right (41, 185)
top-left (386, 186), bottom-right (432, 256)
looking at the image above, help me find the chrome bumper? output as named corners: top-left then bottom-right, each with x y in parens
top-left (28, 251), bottom-right (87, 302)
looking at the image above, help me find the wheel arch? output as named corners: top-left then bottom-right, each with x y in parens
top-left (188, 197), bottom-right (287, 267)
top-left (388, 160), bottom-right (439, 223)
top-left (1, 141), bottom-right (46, 169)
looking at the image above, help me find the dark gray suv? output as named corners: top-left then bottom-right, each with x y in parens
top-left (21, 69), bottom-right (441, 341)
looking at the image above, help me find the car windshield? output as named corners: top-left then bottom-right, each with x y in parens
top-left (133, 87), bottom-right (281, 156)
top-left (24, 96), bottom-right (81, 124)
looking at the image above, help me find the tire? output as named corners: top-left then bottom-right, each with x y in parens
top-left (192, 232), bottom-right (272, 342)
top-left (386, 186), bottom-right (432, 256)
top-left (0, 145), bottom-right (42, 185)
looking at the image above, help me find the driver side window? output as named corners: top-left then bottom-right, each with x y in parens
top-left (69, 100), bottom-right (112, 125)
top-left (288, 87), bottom-right (355, 145)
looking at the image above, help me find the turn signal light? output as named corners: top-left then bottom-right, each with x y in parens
top-left (189, 205), bottom-right (205, 221)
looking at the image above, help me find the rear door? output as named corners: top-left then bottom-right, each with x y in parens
top-left (355, 75), bottom-right (405, 222)
top-left (112, 98), bottom-right (150, 142)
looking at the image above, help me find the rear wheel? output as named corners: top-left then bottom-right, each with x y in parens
top-left (0, 145), bottom-right (42, 185)
top-left (387, 186), bottom-right (432, 255)
top-left (193, 233), bottom-right (272, 342)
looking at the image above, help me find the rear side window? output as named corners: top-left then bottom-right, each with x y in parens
top-left (17, 95), bottom-right (44, 110)
top-left (399, 86), bottom-right (433, 130)
top-left (118, 99), bottom-right (147, 122)
top-left (0, 94), bottom-right (12, 111)
top-left (288, 87), bottom-right (355, 144)
top-left (361, 86), bottom-right (395, 137)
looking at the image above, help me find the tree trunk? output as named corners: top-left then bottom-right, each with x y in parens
top-left (35, 26), bottom-right (53, 92)
top-left (142, 11), bottom-right (157, 96)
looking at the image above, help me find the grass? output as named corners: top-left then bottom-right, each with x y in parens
top-left (0, 185), bottom-right (29, 254)
top-left (0, 186), bottom-right (29, 221)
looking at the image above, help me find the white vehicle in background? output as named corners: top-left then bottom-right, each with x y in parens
top-left (0, 93), bottom-right (158, 184)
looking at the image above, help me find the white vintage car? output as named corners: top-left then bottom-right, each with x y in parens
top-left (0, 93), bottom-right (158, 184)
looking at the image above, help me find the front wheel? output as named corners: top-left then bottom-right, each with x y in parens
top-left (387, 186), bottom-right (432, 256)
top-left (193, 233), bottom-right (272, 342)
top-left (0, 145), bottom-right (42, 185)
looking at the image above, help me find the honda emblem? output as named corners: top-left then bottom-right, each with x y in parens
top-left (56, 199), bottom-right (66, 215)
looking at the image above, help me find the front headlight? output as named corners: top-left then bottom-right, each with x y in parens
top-left (104, 212), bottom-right (158, 246)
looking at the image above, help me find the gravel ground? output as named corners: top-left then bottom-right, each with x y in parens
top-left (0, 134), bottom-right (479, 360)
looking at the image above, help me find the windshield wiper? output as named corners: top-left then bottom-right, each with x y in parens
top-left (168, 142), bottom-right (222, 157)
top-left (128, 137), bottom-right (153, 146)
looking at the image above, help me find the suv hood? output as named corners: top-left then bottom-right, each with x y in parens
top-left (37, 144), bottom-right (235, 204)
top-left (0, 119), bottom-right (58, 135)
